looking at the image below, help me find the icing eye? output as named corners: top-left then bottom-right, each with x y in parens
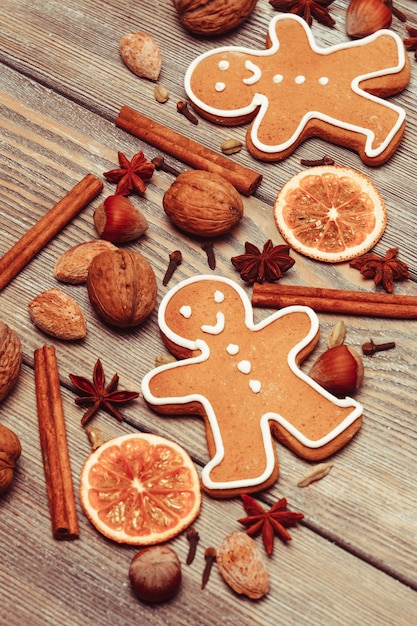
top-left (215, 82), bottom-right (226, 92)
top-left (180, 305), bottom-right (192, 319)
top-left (319, 76), bottom-right (329, 85)
top-left (218, 60), bottom-right (229, 71)
top-left (273, 74), bottom-right (284, 84)
top-left (295, 75), bottom-right (306, 85)
top-left (214, 290), bottom-right (225, 303)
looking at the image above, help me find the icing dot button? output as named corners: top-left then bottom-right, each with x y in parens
top-left (238, 360), bottom-right (252, 374)
top-left (227, 344), bottom-right (239, 355)
top-left (273, 74), bottom-right (283, 84)
top-left (249, 380), bottom-right (262, 394)
top-left (319, 76), bottom-right (329, 85)
top-left (295, 75), bottom-right (306, 85)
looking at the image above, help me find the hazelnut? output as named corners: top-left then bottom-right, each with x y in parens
top-left (309, 345), bottom-right (364, 398)
top-left (0, 321), bottom-right (22, 402)
top-left (346, 0), bottom-right (392, 39)
top-left (87, 249), bottom-right (157, 328)
top-left (129, 545), bottom-right (182, 603)
top-left (93, 196), bottom-right (148, 244)
top-left (0, 423), bottom-right (22, 495)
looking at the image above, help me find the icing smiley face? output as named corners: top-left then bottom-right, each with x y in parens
top-left (142, 275), bottom-right (363, 497)
top-left (184, 15), bottom-right (410, 166)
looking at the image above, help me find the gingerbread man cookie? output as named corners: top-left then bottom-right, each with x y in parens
top-left (184, 15), bottom-right (410, 166)
top-left (142, 276), bottom-right (363, 497)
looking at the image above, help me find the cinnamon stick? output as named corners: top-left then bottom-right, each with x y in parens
top-left (252, 283), bottom-right (417, 319)
top-left (0, 173), bottom-right (103, 291)
top-left (34, 345), bottom-right (79, 539)
top-left (116, 106), bottom-right (262, 196)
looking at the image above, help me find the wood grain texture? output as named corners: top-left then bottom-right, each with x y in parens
top-left (0, 1), bottom-right (417, 623)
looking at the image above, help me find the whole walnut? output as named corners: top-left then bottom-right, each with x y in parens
top-left (0, 423), bottom-right (22, 495)
top-left (163, 170), bottom-right (244, 237)
top-left (173, 0), bottom-right (258, 36)
top-left (0, 321), bottom-right (22, 403)
top-left (87, 249), bottom-right (157, 328)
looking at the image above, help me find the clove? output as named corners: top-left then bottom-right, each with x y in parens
top-left (185, 527), bottom-right (200, 565)
top-left (162, 250), bottom-right (182, 286)
top-left (385, 0), bottom-right (407, 22)
top-left (300, 155), bottom-right (335, 167)
top-left (177, 100), bottom-right (199, 125)
top-left (201, 241), bottom-right (216, 270)
top-left (151, 156), bottom-right (181, 177)
top-left (201, 547), bottom-right (216, 589)
top-left (362, 338), bottom-right (396, 356)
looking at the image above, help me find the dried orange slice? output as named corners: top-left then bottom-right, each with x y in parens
top-left (79, 433), bottom-right (201, 545)
top-left (274, 166), bottom-right (387, 262)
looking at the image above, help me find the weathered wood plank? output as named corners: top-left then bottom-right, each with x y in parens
top-left (0, 0), bottom-right (417, 622)
top-left (1, 365), bottom-right (417, 626)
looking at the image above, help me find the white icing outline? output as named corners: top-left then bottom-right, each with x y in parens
top-left (184, 14), bottom-right (406, 158)
top-left (141, 275), bottom-right (362, 491)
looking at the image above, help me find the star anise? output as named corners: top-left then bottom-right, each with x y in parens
top-left (349, 247), bottom-right (410, 293)
top-left (103, 151), bottom-right (155, 196)
top-left (231, 240), bottom-right (295, 284)
top-left (404, 25), bottom-right (417, 60)
top-left (238, 494), bottom-right (304, 555)
top-left (69, 359), bottom-right (140, 425)
top-left (269, 0), bottom-right (336, 27)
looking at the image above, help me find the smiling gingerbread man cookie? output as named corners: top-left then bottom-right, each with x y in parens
top-left (184, 15), bottom-right (410, 166)
top-left (142, 276), bottom-right (363, 497)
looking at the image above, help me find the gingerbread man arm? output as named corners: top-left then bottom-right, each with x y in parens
top-left (250, 18), bottom-right (408, 161)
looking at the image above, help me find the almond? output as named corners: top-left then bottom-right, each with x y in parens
top-left (28, 288), bottom-right (87, 340)
top-left (216, 532), bottom-right (269, 599)
top-left (119, 32), bottom-right (162, 81)
top-left (54, 240), bottom-right (117, 284)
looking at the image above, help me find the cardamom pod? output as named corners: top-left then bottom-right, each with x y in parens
top-left (221, 138), bottom-right (243, 155)
top-left (297, 462), bottom-right (333, 487)
top-left (327, 319), bottom-right (346, 348)
top-left (155, 353), bottom-right (177, 367)
top-left (85, 426), bottom-right (105, 451)
top-left (154, 84), bottom-right (169, 103)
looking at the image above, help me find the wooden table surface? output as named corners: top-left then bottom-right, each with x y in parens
top-left (1, 1), bottom-right (417, 624)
